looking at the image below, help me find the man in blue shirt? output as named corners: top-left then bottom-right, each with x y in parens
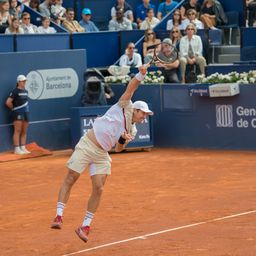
top-left (157, 0), bottom-right (178, 20)
top-left (79, 8), bottom-right (99, 32)
top-left (136, 0), bottom-right (156, 27)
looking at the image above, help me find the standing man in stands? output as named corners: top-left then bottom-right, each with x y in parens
top-left (246, 0), bottom-right (256, 27)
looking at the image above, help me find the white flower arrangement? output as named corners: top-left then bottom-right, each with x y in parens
top-left (197, 70), bottom-right (256, 84)
top-left (104, 70), bottom-right (165, 84)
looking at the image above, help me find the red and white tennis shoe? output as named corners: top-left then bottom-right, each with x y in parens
top-left (75, 226), bottom-right (90, 242)
top-left (51, 215), bottom-right (63, 229)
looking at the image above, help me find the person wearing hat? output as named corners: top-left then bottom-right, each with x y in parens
top-left (156, 38), bottom-right (180, 83)
top-left (79, 8), bottom-right (99, 32)
top-left (51, 64), bottom-right (153, 243)
top-left (5, 74), bottom-right (30, 155)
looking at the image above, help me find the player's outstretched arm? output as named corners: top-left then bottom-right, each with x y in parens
top-left (119, 64), bottom-right (149, 102)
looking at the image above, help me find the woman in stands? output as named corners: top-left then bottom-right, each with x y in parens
top-left (119, 42), bottom-right (142, 67)
top-left (166, 9), bottom-right (185, 31)
top-left (29, 0), bottom-right (40, 12)
top-left (170, 26), bottom-right (183, 51)
top-left (143, 29), bottom-right (161, 64)
top-left (5, 16), bottom-right (24, 34)
top-left (199, 0), bottom-right (217, 29)
top-left (0, 0), bottom-right (12, 33)
top-left (6, 75), bottom-right (31, 155)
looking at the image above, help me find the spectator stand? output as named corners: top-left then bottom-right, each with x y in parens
top-left (21, 2), bottom-right (68, 33)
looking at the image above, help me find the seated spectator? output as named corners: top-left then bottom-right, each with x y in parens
top-left (5, 16), bottom-right (24, 34)
top-left (180, 0), bottom-right (200, 20)
top-left (62, 8), bottom-right (85, 33)
top-left (29, 0), bottom-right (40, 12)
top-left (79, 8), bottom-right (99, 32)
top-left (50, 0), bottom-right (66, 23)
top-left (39, 0), bottom-right (52, 18)
top-left (9, 0), bottom-right (23, 20)
top-left (246, 0), bottom-right (256, 27)
top-left (37, 16), bottom-right (56, 33)
top-left (166, 9), bottom-right (186, 30)
top-left (156, 38), bottom-right (180, 83)
top-left (111, 0), bottom-right (135, 26)
top-left (179, 23), bottom-right (206, 83)
top-left (136, 0), bottom-right (156, 28)
top-left (157, 0), bottom-right (178, 20)
top-left (140, 7), bottom-right (160, 30)
top-left (20, 12), bottom-right (38, 33)
top-left (108, 7), bottom-right (132, 31)
top-left (142, 29), bottom-right (161, 63)
top-left (0, 0), bottom-right (12, 33)
top-left (183, 9), bottom-right (204, 29)
top-left (199, 0), bottom-right (218, 29)
top-left (170, 26), bottom-right (183, 50)
top-left (119, 42), bottom-right (142, 67)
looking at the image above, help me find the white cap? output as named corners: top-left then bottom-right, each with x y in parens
top-left (133, 101), bottom-right (153, 115)
top-left (17, 74), bottom-right (27, 82)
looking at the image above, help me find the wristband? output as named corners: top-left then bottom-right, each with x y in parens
top-left (135, 72), bottom-right (146, 82)
top-left (118, 136), bottom-right (126, 145)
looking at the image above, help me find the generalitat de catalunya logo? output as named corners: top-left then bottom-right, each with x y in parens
top-left (25, 68), bottom-right (79, 100)
top-left (216, 105), bottom-right (233, 127)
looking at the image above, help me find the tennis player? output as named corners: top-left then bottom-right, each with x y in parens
top-left (51, 64), bottom-right (153, 243)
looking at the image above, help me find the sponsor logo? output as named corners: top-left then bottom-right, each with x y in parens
top-left (216, 105), bottom-right (233, 127)
top-left (26, 68), bottom-right (79, 100)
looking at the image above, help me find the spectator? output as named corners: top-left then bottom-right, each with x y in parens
top-left (37, 16), bottom-right (56, 33)
top-left (136, 0), bottom-right (156, 28)
top-left (166, 8), bottom-right (186, 30)
top-left (79, 8), bottom-right (99, 32)
top-left (179, 23), bottom-right (206, 83)
top-left (50, 0), bottom-right (66, 23)
top-left (170, 26), bottom-right (183, 50)
top-left (111, 0), bottom-right (135, 25)
top-left (0, 0), bottom-right (12, 33)
top-left (183, 9), bottom-right (204, 29)
top-left (62, 8), bottom-right (85, 33)
top-left (180, 0), bottom-right (200, 20)
top-left (119, 42), bottom-right (142, 67)
top-left (5, 16), bottom-right (24, 33)
top-left (200, 0), bottom-right (217, 29)
top-left (9, 0), bottom-right (23, 19)
top-left (246, 0), bottom-right (256, 27)
top-left (140, 7), bottom-right (160, 30)
top-left (29, 0), bottom-right (40, 12)
top-left (156, 38), bottom-right (180, 83)
top-left (20, 12), bottom-right (38, 33)
top-left (142, 29), bottom-right (161, 63)
top-left (157, 0), bottom-right (178, 20)
top-left (39, 0), bottom-right (52, 18)
top-left (5, 75), bottom-right (31, 155)
top-left (108, 7), bottom-right (132, 31)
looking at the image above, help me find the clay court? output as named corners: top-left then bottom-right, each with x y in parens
top-left (1, 148), bottom-right (256, 256)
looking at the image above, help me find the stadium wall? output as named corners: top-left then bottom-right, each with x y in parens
top-left (0, 50), bottom-right (86, 152)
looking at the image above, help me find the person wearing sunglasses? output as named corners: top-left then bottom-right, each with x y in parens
top-left (179, 23), bottom-right (206, 83)
top-left (183, 9), bottom-right (204, 30)
top-left (180, 0), bottom-right (200, 20)
top-left (166, 9), bottom-right (185, 31)
top-left (140, 7), bottom-right (160, 30)
top-left (20, 12), bottom-right (38, 33)
top-left (170, 26), bottom-right (183, 51)
top-left (119, 42), bottom-right (142, 67)
top-left (143, 29), bottom-right (161, 63)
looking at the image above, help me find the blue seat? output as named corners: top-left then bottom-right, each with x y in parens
top-left (208, 29), bottom-right (223, 63)
top-left (240, 46), bottom-right (256, 61)
top-left (218, 11), bottom-right (239, 45)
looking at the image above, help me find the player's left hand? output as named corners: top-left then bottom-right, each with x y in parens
top-left (139, 64), bottom-right (149, 76)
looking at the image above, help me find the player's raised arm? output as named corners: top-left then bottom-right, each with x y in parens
top-left (119, 64), bottom-right (149, 102)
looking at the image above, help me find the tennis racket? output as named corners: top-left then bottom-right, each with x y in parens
top-left (147, 42), bottom-right (179, 66)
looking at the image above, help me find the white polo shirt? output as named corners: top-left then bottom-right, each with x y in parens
top-left (93, 100), bottom-right (137, 151)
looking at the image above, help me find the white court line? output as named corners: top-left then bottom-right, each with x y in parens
top-left (62, 209), bottom-right (256, 256)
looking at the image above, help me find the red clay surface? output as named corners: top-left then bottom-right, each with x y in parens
top-left (1, 148), bottom-right (256, 256)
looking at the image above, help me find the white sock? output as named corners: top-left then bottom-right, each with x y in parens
top-left (82, 211), bottom-right (94, 227)
top-left (56, 202), bottom-right (65, 216)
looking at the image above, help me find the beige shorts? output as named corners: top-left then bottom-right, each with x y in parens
top-left (66, 134), bottom-right (112, 176)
